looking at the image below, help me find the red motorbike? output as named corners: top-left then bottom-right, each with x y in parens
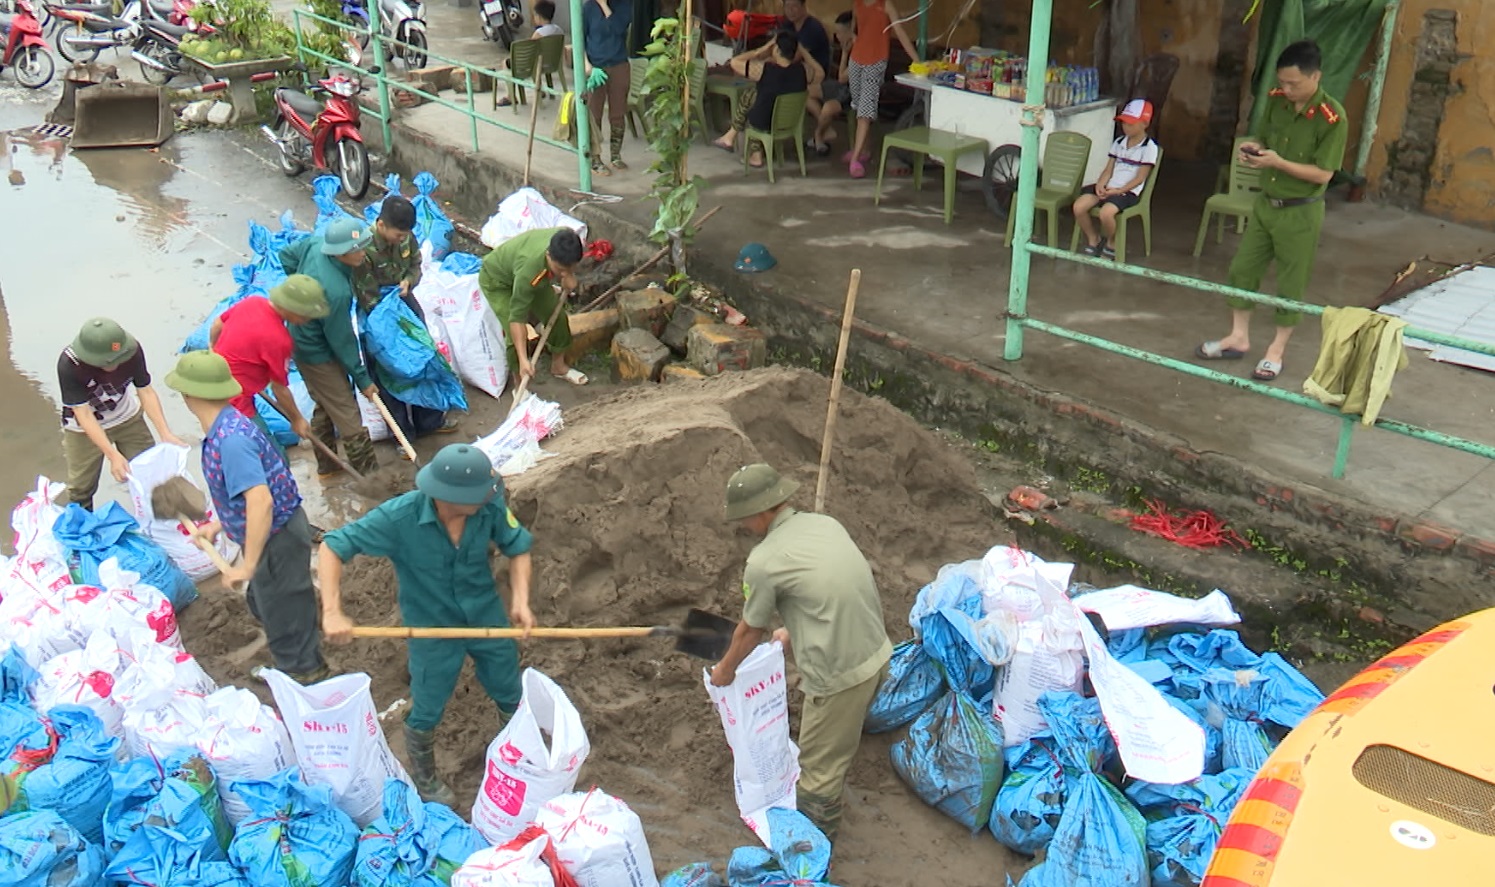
top-left (1, 0), bottom-right (53, 88)
top-left (263, 61), bottom-right (378, 200)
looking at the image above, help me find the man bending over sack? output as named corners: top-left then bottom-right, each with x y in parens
top-left (710, 463), bottom-right (893, 842)
top-left (319, 443), bottom-right (536, 805)
top-left (165, 350), bottom-right (329, 684)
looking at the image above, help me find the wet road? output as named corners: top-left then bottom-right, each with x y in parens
top-left (0, 75), bottom-right (354, 540)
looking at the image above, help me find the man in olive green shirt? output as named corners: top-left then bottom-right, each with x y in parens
top-left (478, 227), bottom-right (590, 387)
top-left (1196, 39), bottom-right (1348, 384)
top-left (320, 443), bottom-right (535, 805)
top-left (710, 463), bottom-right (893, 842)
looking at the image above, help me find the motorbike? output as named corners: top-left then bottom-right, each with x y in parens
top-left (131, 13), bottom-right (206, 84)
top-left (0, 0), bottom-right (53, 88)
top-left (48, 0), bottom-right (157, 63)
top-left (478, 0), bottom-right (523, 49)
top-left (342, 0), bottom-right (426, 69)
top-left (262, 55), bottom-right (379, 200)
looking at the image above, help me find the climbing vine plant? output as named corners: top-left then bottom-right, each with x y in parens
top-left (641, 18), bottom-right (704, 284)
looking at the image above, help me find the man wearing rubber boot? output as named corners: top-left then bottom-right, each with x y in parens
top-left (710, 463), bottom-right (892, 842)
top-left (318, 443), bottom-right (536, 804)
top-left (165, 351), bottom-right (330, 683)
top-left (279, 217), bottom-right (381, 477)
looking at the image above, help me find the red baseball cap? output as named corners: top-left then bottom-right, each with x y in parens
top-left (1116, 99), bottom-right (1154, 125)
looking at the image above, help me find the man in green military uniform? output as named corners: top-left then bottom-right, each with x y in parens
top-left (351, 195), bottom-right (459, 442)
top-left (1196, 39), bottom-right (1348, 383)
top-left (280, 217), bottom-right (381, 477)
top-left (710, 463), bottom-right (893, 843)
top-left (478, 227), bottom-right (590, 387)
top-left (319, 443), bottom-right (535, 804)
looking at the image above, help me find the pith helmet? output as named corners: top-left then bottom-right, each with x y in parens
top-left (71, 318), bottom-right (139, 368)
top-left (724, 463), bottom-right (799, 521)
top-left (269, 274), bottom-right (330, 319)
top-left (417, 444), bottom-right (503, 506)
top-left (165, 350), bottom-right (243, 401)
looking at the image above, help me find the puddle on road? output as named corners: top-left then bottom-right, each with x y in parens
top-left (1, 115), bottom-right (362, 542)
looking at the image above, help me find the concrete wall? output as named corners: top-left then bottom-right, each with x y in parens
top-left (1362, 2), bottom-right (1493, 226)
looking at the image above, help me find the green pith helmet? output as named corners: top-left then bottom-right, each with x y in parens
top-left (165, 350), bottom-right (243, 401)
top-left (269, 274), bottom-right (331, 319)
top-left (416, 444), bottom-right (502, 506)
top-left (71, 318), bottom-right (139, 368)
top-left (724, 463), bottom-right (799, 521)
top-left (321, 218), bottom-right (374, 256)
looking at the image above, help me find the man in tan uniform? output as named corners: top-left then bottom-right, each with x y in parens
top-left (710, 463), bottom-right (893, 842)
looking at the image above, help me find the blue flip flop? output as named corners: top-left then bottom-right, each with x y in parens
top-left (1195, 341), bottom-right (1247, 360)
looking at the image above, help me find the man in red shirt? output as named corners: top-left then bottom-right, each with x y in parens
top-left (210, 274), bottom-right (330, 446)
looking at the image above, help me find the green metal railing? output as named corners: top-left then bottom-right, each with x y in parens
top-left (1004, 0), bottom-right (1495, 480)
top-left (290, 5), bottom-right (592, 193)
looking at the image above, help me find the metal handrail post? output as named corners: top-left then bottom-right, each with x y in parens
top-left (1003, 0), bottom-right (1053, 361)
top-left (917, 0), bottom-right (928, 61)
top-left (1333, 416), bottom-right (1357, 480)
top-left (372, 31), bottom-right (392, 148)
top-left (569, 0), bottom-right (592, 192)
top-left (467, 69), bottom-right (478, 151)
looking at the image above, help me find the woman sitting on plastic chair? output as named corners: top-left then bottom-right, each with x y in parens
top-left (711, 30), bottom-right (818, 168)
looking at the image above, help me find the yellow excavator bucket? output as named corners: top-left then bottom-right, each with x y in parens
top-left (72, 81), bottom-right (174, 150)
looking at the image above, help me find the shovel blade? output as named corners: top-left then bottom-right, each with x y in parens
top-left (674, 608), bottom-right (736, 661)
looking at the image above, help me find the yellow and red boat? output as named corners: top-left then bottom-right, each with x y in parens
top-left (1202, 611), bottom-right (1495, 886)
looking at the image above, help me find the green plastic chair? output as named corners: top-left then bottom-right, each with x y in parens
top-left (875, 126), bottom-right (990, 225)
top-left (625, 57), bottom-right (649, 137)
top-left (503, 38), bottom-right (542, 113)
top-left (742, 90), bottom-right (808, 183)
top-left (1193, 137), bottom-right (1262, 256)
top-left (536, 33), bottom-right (564, 90)
top-left (1068, 145), bottom-right (1165, 265)
top-left (687, 58), bottom-right (710, 144)
top-left (1004, 131), bottom-right (1092, 247)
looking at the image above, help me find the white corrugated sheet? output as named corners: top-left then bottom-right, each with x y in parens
top-left (1378, 265), bottom-right (1495, 373)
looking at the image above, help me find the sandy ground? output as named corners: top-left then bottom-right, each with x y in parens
top-left (179, 367), bottom-right (1029, 883)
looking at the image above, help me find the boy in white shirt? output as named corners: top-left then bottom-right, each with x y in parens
top-left (1073, 99), bottom-right (1159, 258)
top-left (531, 0), bottom-right (562, 38)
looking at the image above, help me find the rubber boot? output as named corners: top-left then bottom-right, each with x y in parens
top-left (797, 789), bottom-right (843, 845)
top-left (403, 721), bottom-right (457, 807)
top-left (287, 663), bottom-right (332, 685)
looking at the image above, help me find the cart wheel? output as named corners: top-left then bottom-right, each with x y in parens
top-left (982, 144), bottom-right (1023, 219)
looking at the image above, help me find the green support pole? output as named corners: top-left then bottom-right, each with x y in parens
top-left (1002, 0), bottom-right (1054, 361)
top-left (466, 69), bottom-right (478, 151)
top-left (569, 0), bottom-right (593, 192)
top-left (1332, 416), bottom-right (1356, 480)
top-left (372, 32), bottom-right (392, 150)
top-left (1354, 0), bottom-right (1400, 178)
top-left (917, 0), bottom-right (928, 61)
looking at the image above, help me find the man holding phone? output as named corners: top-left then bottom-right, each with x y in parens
top-left (1195, 40), bottom-right (1347, 383)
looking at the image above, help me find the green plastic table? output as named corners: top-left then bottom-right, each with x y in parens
top-left (875, 126), bottom-right (989, 224)
top-left (705, 74), bottom-right (752, 133)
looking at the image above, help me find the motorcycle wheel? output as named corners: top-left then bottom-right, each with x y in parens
top-left (274, 116), bottom-right (306, 176)
top-left (495, 22), bottom-right (513, 49)
top-left (337, 137), bottom-right (370, 200)
top-left (402, 28), bottom-right (427, 69)
top-left (55, 29), bottom-right (103, 64)
top-left (15, 46), bottom-right (57, 89)
top-left (138, 44), bottom-right (180, 85)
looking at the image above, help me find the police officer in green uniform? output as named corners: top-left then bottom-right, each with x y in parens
top-left (318, 443), bottom-right (535, 804)
top-left (710, 463), bottom-right (893, 843)
top-left (1196, 39), bottom-right (1348, 384)
top-left (478, 227), bottom-right (590, 387)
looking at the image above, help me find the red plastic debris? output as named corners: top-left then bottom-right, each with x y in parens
top-left (584, 239), bottom-right (613, 262)
top-left (1129, 499), bottom-right (1248, 550)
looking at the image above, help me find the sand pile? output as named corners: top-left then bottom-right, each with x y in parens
top-left (181, 366), bottom-right (1022, 883)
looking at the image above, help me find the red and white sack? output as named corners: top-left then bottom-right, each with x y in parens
top-left (121, 688), bottom-right (209, 759)
top-left (196, 686), bottom-right (298, 824)
top-left (30, 632), bottom-right (127, 739)
top-left (988, 567), bottom-right (1086, 746)
top-left (71, 562), bottom-right (184, 653)
top-left (262, 669), bottom-right (413, 827)
top-left (702, 642), bottom-right (799, 844)
top-left (535, 789), bottom-right (659, 887)
top-left (0, 591), bottom-right (82, 668)
top-left (113, 645), bottom-right (215, 711)
top-left (452, 825), bottom-right (579, 887)
top-left (411, 244), bottom-right (509, 399)
top-left (354, 389), bottom-right (392, 442)
top-left (472, 668), bottom-right (590, 845)
top-left (1, 476), bottom-right (72, 602)
top-left (125, 444), bottom-right (239, 582)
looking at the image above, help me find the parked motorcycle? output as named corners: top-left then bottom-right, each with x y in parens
top-left (0, 0), bottom-right (53, 88)
top-left (343, 0), bottom-right (426, 69)
top-left (263, 57), bottom-right (379, 200)
top-left (478, 0), bottom-right (523, 49)
top-left (131, 14), bottom-right (202, 84)
top-left (49, 0), bottom-right (149, 63)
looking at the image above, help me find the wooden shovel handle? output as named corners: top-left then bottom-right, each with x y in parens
top-left (369, 390), bottom-right (420, 465)
top-left (349, 625), bottom-right (662, 639)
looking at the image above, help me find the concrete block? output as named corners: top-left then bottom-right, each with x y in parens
top-left (564, 307), bottom-right (620, 359)
top-left (686, 323), bottom-right (767, 376)
top-left (180, 99), bottom-right (214, 124)
top-left (408, 64), bottom-right (457, 92)
top-left (617, 285), bottom-right (677, 338)
top-left (661, 363), bottom-right (708, 383)
top-left (206, 102), bottom-right (233, 125)
top-left (611, 329), bottom-right (671, 383)
top-left (660, 304), bottom-right (717, 353)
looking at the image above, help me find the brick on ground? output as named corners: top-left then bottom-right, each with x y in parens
top-left (565, 307), bottom-right (620, 359)
top-left (661, 363), bottom-right (708, 383)
top-left (686, 324), bottom-right (767, 375)
top-left (660, 304), bottom-right (717, 353)
top-left (407, 65), bottom-right (457, 92)
top-left (617, 286), bottom-right (677, 338)
top-left (611, 329), bottom-right (671, 383)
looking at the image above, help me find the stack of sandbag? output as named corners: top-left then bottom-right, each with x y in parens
top-left (353, 779), bottom-right (487, 887)
top-left (362, 283), bottom-right (468, 414)
top-left (870, 543), bottom-right (1326, 887)
top-left (472, 393), bottom-right (565, 477)
top-left (366, 172), bottom-right (455, 260)
top-left (51, 501), bottom-right (198, 612)
top-left (479, 186), bottom-right (587, 249)
top-left (411, 246), bottom-right (510, 399)
top-left (181, 211), bottom-right (307, 353)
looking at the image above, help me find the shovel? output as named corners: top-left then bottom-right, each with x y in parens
top-left (348, 607), bottom-right (738, 660)
top-left (149, 476), bottom-right (245, 590)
